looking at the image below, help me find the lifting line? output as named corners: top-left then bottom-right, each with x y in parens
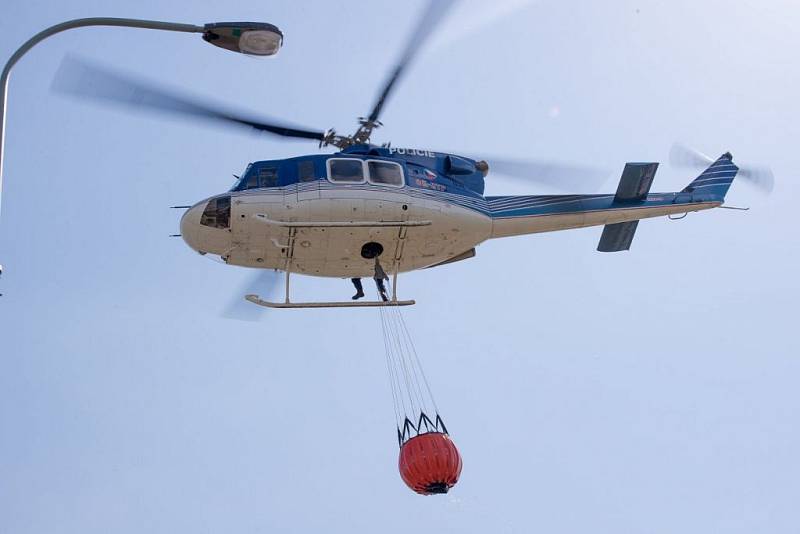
top-left (378, 282), bottom-right (446, 446)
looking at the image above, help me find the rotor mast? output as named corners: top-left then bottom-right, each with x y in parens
top-left (320, 118), bottom-right (383, 150)
top-left (320, 0), bottom-right (458, 150)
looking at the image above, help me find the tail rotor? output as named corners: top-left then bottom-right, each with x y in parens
top-left (670, 143), bottom-right (774, 194)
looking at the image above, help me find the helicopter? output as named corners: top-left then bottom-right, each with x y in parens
top-left (53, 1), bottom-right (772, 309)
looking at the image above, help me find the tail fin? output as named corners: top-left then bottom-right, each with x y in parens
top-left (682, 152), bottom-right (739, 200)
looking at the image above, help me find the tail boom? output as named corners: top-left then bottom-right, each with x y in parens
top-left (488, 152), bottom-right (736, 240)
top-left (489, 197), bottom-right (718, 238)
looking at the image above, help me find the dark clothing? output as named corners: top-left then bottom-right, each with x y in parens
top-left (350, 259), bottom-right (390, 301)
top-left (375, 278), bottom-right (389, 302)
top-left (351, 278), bottom-right (365, 300)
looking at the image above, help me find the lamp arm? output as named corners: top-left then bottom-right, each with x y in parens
top-left (0, 17), bottom-right (205, 216)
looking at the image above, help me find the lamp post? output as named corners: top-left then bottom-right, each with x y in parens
top-left (0, 17), bottom-right (283, 217)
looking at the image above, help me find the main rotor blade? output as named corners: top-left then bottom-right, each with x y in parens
top-left (53, 55), bottom-right (326, 142)
top-left (222, 269), bottom-right (281, 321)
top-left (669, 143), bottom-right (774, 194)
top-left (367, 0), bottom-right (459, 123)
top-left (482, 156), bottom-right (610, 192)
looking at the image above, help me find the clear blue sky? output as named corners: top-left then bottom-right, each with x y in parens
top-left (1, 1), bottom-right (798, 532)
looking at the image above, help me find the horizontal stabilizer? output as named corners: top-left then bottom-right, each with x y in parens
top-left (614, 163), bottom-right (658, 202)
top-left (597, 221), bottom-right (639, 252)
top-left (425, 248), bottom-right (476, 269)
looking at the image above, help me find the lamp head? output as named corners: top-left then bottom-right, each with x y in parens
top-left (202, 22), bottom-right (283, 56)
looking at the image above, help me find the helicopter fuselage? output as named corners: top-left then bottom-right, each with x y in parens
top-left (181, 146), bottom-right (493, 277)
top-left (180, 145), bottom-right (728, 278)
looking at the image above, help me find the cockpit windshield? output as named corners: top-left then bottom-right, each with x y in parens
top-left (231, 164), bottom-right (253, 191)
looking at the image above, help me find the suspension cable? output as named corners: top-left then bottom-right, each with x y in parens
top-left (396, 309), bottom-right (440, 415)
top-left (379, 307), bottom-right (402, 428)
top-left (379, 298), bottom-right (442, 441)
top-left (392, 307), bottom-right (429, 414)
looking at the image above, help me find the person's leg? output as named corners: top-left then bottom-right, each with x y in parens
top-left (375, 278), bottom-right (389, 302)
top-left (351, 278), bottom-right (365, 300)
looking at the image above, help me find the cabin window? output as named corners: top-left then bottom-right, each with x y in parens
top-left (258, 166), bottom-right (279, 188)
top-left (367, 160), bottom-right (404, 187)
top-left (298, 160), bottom-right (316, 182)
top-left (328, 158), bottom-right (365, 183)
top-left (200, 195), bottom-right (231, 229)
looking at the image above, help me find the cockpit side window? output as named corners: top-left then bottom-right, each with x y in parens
top-left (258, 166), bottom-right (279, 188)
top-left (328, 158), bottom-right (365, 183)
top-left (200, 196), bottom-right (231, 229)
top-left (367, 160), bottom-right (404, 187)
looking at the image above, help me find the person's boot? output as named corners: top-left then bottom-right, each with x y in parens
top-left (351, 278), bottom-right (365, 300)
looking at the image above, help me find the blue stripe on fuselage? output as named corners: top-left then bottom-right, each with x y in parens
top-left (230, 180), bottom-right (717, 221)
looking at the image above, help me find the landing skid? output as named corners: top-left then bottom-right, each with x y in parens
top-left (245, 295), bottom-right (415, 309)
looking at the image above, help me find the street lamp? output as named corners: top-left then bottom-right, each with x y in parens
top-left (0, 17), bottom-right (284, 219)
top-left (203, 22), bottom-right (283, 56)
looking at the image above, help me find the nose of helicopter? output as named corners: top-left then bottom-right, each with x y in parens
top-left (180, 203), bottom-right (205, 253)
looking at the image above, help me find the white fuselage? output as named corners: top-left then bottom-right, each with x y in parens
top-left (181, 185), bottom-right (493, 278)
top-left (180, 183), bottom-right (716, 278)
